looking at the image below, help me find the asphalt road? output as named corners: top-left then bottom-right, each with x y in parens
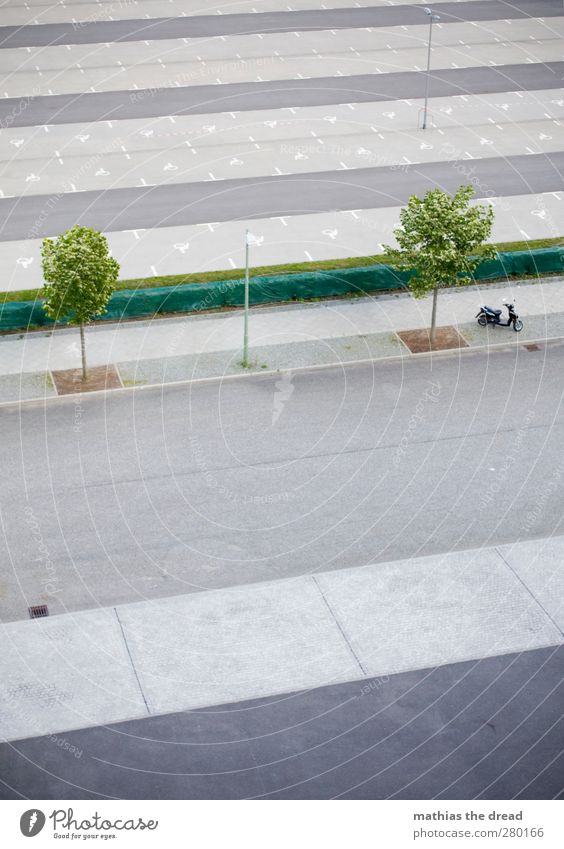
top-left (1, 151), bottom-right (563, 241)
top-left (1, 644), bottom-right (562, 799)
top-left (0, 0), bottom-right (560, 49)
top-left (1, 62), bottom-right (562, 129)
top-left (2, 343), bottom-right (564, 622)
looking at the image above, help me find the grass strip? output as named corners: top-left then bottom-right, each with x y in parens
top-left (2, 236), bottom-right (563, 305)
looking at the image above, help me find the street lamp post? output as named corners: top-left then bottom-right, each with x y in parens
top-left (243, 229), bottom-right (250, 368)
top-left (242, 230), bottom-right (262, 367)
top-left (422, 8), bottom-right (440, 130)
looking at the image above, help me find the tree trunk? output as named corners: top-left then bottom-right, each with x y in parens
top-left (430, 285), bottom-right (439, 347)
top-left (79, 322), bottom-right (87, 381)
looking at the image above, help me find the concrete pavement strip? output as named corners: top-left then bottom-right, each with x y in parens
top-left (1, 539), bottom-right (562, 742)
top-left (1, 1), bottom-right (559, 49)
top-left (2, 329), bottom-right (564, 409)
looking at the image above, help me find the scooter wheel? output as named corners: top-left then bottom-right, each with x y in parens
top-left (477, 315), bottom-right (487, 327)
top-left (514, 320), bottom-right (523, 332)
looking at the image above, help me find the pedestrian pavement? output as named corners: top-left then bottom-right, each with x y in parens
top-left (1, 534), bottom-right (562, 743)
top-left (1, 276), bottom-right (564, 403)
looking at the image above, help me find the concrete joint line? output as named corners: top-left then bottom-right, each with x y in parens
top-left (494, 547), bottom-right (564, 640)
top-left (312, 575), bottom-right (367, 676)
top-left (114, 607), bottom-right (151, 715)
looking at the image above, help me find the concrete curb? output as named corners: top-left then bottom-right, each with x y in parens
top-left (1, 331), bottom-right (563, 410)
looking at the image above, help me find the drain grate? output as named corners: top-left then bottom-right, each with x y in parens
top-left (28, 604), bottom-right (49, 619)
top-left (524, 344), bottom-right (540, 352)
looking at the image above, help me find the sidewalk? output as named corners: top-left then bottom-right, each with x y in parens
top-left (2, 535), bottom-right (563, 743)
top-left (1, 276), bottom-right (564, 402)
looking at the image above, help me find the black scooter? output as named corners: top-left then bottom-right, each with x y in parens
top-left (476, 301), bottom-right (523, 332)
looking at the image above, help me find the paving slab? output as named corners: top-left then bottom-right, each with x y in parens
top-left (0, 370), bottom-right (55, 402)
top-left (498, 537), bottom-right (564, 633)
top-left (0, 608), bottom-right (147, 741)
top-left (316, 548), bottom-right (563, 677)
top-left (117, 576), bottom-right (363, 714)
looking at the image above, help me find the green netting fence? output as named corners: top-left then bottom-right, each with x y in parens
top-left (2, 247), bottom-right (563, 332)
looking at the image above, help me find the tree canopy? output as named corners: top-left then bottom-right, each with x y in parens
top-left (41, 225), bottom-right (120, 380)
top-left (41, 225), bottom-right (119, 325)
top-left (383, 184), bottom-right (496, 343)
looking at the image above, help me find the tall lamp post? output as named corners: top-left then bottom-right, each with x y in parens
top-left (242, 229), bottom-right (260, 368)
top-left (243, 229), bottom-right (250, 367)
top-left (422, 7), bottom-right (440, 130)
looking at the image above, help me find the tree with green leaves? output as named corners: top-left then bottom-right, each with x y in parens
top-left (41, 225), bottom-right (120, 380)
top-left (384, 185), bottom-right (496, 345)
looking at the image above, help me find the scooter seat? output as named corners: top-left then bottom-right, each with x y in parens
top-left (484, 306), bottom-right (502, 315)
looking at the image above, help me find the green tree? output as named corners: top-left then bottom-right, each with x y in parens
top-left (41, 225), bottom-right (120, 380)
top-left (384, 185), bottom-right (495, 345)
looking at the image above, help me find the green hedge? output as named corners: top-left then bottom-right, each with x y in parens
top-left (2, 248), bottom-right (563, 332)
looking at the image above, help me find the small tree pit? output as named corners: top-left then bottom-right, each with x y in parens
top-left (398, 326), bottom-right (469, 353)
top-left (51, 365), bottom-right (122, 395)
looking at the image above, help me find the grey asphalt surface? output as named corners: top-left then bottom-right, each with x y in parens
top-left (0, 0), bottom-right (560, 49)
top-left (2, 343), bottom-right (564, 623)
top-left (1, 644), bottom-right (562, 799)
top-left (2, 62), bottom-right (562, 129)
top-left (1, 151), bottom-right (563, 241)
